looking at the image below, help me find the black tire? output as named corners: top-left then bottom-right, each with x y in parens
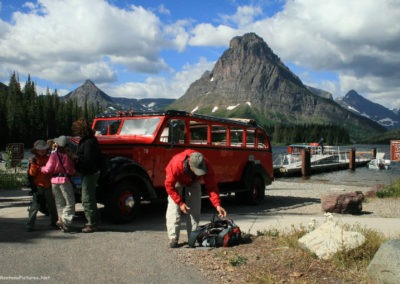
top-left (236, 176), bottom-right (265, 205)
top-left (104, 179), bottom-right (141, 223)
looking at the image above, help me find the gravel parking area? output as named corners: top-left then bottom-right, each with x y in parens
top-left (266, 181), bottom-right (400, 218)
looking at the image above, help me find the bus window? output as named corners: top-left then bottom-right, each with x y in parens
top-left (211, 125), bottom-right (227, 146)
top-left (189, 121), bottom-right (208, 145)
top-left (257, 131), bottom-right (268, 149)
top-left (94, 119), bottom-right (121, 135)
top-left (230, 127), bottom-right (243, 147)
top-left (246, 129), bottom-right (255, 148)
top-left (159, 119), bottom-right (185, 144)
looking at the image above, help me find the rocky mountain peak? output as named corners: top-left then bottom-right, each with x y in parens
top-left (168, 32), bottom-right (386, 140)
top-left (207, 32), bottom-right (303, 96)
top-left (169, 32), bottom-right (317, 113)
top-left (64, 79), bottom-right (112, 108)
top-left (337, 90), bottom-right (399, 129)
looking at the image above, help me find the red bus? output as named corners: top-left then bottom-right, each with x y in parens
top-left (77, 110), bottom-right (273, 223)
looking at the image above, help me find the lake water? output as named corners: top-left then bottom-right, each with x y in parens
top-left (272, 144), bottom-right (399, 187)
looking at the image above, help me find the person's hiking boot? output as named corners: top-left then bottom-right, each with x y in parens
top-left (82, 225), bottom-right (98, 233)
top-left (169, 239), bottom-right (178, 248)
top-left (56, 220), bottom-right (70, 233)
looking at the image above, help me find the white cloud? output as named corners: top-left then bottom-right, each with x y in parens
top-left (157, 4), bottom-right (170, 15)
top-left (221, 5), bottom-right (262, 27)
top-left (80, 62), bottom-right (116, 83)
top-left (103, 56), bottom-right (215, 99)
top-left (0, 0), bottom-right (178, 84)
top-left (189, 23), bottom-right (237, 46)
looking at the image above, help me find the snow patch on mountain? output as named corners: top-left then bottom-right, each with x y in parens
top-left (227, 104), bottom-right (240, 110)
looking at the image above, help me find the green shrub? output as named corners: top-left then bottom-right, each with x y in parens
top-left (377, 178), bottom-right (400, 198)
top-left (0, 169), bottom-right (27, 190)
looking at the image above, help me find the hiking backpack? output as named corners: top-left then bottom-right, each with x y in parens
top-left (188, 217), bottom-right (241, 248)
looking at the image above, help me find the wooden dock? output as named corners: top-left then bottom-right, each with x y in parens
top-left (273, 147), bottom-right (375, 178)
top-left (274, 160), bottom-right (370, 177)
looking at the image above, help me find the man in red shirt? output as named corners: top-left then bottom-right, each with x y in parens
top-left (165, 149), bottom-right (227, 248)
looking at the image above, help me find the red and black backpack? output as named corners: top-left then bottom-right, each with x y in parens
top-left (188, 217), bottom-right (241, 248)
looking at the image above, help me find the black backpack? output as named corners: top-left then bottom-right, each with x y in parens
top-left (188, 217), bottom-right (241, 248)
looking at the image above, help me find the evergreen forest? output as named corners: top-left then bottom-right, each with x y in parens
top-left (0, 73), bottom-right (101, 150)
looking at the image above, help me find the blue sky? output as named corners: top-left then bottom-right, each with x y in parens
top-left (0, 0), bottom-right (399, 109)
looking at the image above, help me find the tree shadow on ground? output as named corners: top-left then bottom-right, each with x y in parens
top-left (201, 194), bottom-right (322, 215)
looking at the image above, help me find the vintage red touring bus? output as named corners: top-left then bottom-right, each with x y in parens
top-left (75, 110), bottom-right (274, 223)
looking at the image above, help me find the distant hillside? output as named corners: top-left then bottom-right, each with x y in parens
top-left (336, 90), bottom-right (400, 129)
top-left (64, 80), bottom-right (174, 112)
top-left (168, 33), bottom-right (386, 141)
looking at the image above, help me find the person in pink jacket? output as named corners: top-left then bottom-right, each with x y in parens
top-left (41, 135), bottom-right (76, 232)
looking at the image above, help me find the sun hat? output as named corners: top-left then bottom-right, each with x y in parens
top-left (54, 135), bottom-right (68, 147)
top-left (189, 152), bottom-right (207, 176)
top-left (33, 140), bottom-right (49, 151)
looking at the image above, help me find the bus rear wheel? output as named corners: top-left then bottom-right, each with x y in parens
top-left (236, 176), bottom-right (265, 205)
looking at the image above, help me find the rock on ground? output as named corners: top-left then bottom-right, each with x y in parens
top-left (298, 214), bottom-right (366, 260)
top-left (367, 239), bottom-right (400, 284)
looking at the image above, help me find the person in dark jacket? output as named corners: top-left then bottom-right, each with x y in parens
top-left (72, 118), bottom-right (101, 233)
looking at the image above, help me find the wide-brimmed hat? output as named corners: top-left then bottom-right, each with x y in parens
top-left (33, 140), bottom-right (49, 151)
top-left (54, 135), bottom-right (68, 147)
top-left (189, 152), bottom-right (207, 176)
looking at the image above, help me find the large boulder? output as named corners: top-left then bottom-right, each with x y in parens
top-left (367, 239), bottom-right (400, 284)
top-left (298, 215), bottom-right (365, 260)
top-left (321, 191), bottom-right (364, 214)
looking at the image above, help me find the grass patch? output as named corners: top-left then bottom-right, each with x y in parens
top-left (331, 224), bottom-right (387, 269)
top-left (176, 219), bottom-right (399, 283)
top-left (246, 224), bottom-right (389, 283)
top-left (0, 168), bottom-right (27, 190)
top-left (377, 178), bottom-right (400, 198)
top-left (229, 253), bottom-right (248, 266)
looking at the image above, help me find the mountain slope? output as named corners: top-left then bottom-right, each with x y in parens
top-left (336, 90), bottom-right (399, 129)
top-left (168, 33), bottom-right (386, 140)
top-left (64, 79), bottom-right (115, 109)
top-left (64, 79), bottom-right (174, 111)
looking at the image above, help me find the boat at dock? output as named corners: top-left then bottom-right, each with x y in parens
top-left (366, 152), bottom-right (391, 170)
top-left (273, 143), bottom-right (373, 177)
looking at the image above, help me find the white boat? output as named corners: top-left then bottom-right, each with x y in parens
top-left (273, 143), bottom-right (373, 177)
top-left (367, 153), bottom-right (391, 170)
top-left (274, 143), bottom-right (354, 170)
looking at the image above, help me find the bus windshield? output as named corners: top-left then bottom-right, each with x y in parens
top-left (93, 117), bottom-right (161, 136)
top-left (119, 117), bottom-right (161, 136)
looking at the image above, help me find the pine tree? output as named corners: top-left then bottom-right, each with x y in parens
top-left (6, 72), bottom-right (22, 143)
